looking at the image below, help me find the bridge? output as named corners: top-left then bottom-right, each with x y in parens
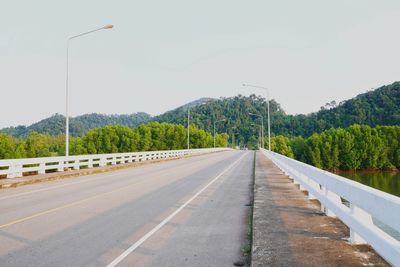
top-left (0, 148), bottom-right (398, 266)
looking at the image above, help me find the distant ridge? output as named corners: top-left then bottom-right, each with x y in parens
top-left (2, 82), bottom-right (400, 139)
top-left (1, 112), bottom-right (152, 138)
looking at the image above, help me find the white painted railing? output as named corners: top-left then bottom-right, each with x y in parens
top-left (261, 149), bottom-right (400, 266)
top-left (0, 148), bottom-right (229, 179)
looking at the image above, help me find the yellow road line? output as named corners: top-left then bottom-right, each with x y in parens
top-left (0, 179), bottom-right (146, 229)
top-left (0, 151), bottom-right (236, 230)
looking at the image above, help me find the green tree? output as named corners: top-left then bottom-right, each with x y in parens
top-left (271, 135), bottom-right (294, 158)
top-left (24, 132), bottom-right (51, 158)
top-left (0, 134), bottom-right (18, 159)
top-left (305, 134), bottom-right (322, 168)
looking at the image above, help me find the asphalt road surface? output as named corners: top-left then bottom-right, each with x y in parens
top-left (0, 150), bottom-right (254, 267)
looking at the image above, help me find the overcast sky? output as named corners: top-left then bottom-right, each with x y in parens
top-left (1, 0), bottom-right (400, 128)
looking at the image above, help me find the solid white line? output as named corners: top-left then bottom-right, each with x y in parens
top-left (106, 151), bottom-right (248, 267)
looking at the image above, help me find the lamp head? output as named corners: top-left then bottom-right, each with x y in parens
top-left (103, 24), bottom-right (114, 29)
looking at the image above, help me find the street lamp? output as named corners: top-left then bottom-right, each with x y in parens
top-left (213, 118), bottom-right (226, 148)
top-left (65, 24), bottom-right (114, 157)
top-left (242, 84), bottom-right (271, 151)
top-left (251, 123), bottom-right (261, 148)
top-left (249, 113), bottom-right (264, 149)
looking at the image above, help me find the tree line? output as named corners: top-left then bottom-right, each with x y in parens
top-left (1, 112), bottom-right (152, 138)
top-left (0, 122), bottom-right (229, 160)
top-left (155, 82), bottom-right (400, 145)
top-left (270, 125), bottom-right (400, 171)
top-left (3, 82), bottom-right (400, 147)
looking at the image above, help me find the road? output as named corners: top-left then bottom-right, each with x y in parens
top-left (0, 150), bottom-right (253, 267)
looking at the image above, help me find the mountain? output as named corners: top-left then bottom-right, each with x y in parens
top-left (2, 82), bottom-right (400, 143)
top-left (154, 94), bottom-right (286, 145)
top-left (177, 97), bottom-right (215, 111)
top-left (154, 82), bottom-right (400, 142)
top-left (288, 81), bottom-right (400, 136)
top-left (1, 113), bottom-right (152, 138)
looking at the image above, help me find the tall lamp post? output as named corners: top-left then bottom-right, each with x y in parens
top-left (213, 119), bottom-right (226, 148)
top-left (65, 24), bottom-right (114, 157)
top-left (251, 123), bottom-right (261, 148)
top-left (249, 113), bottom-right (264, 149)
top-left (242, 84), bottom-right (271, 151)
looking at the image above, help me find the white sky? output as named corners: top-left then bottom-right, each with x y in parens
top-left (1, 0), bottom-right (400, 128)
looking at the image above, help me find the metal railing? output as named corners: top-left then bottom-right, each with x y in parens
top-left (0, 148), bottom-right (229, 179)
top-left (261, 149), bottom-right (400, 266)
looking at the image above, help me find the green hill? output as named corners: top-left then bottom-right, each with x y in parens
top-left (296, 82), bottom-right (400, 135)
top-left (155, 82), bottom-right (400, 144)
top-left (1, 113), bottom-right (152, 138)
top-left (2, 82), bottom-right (400, 146)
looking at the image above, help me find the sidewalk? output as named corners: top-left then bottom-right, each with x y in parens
top-left (251, 151), bottom-right (388, 267)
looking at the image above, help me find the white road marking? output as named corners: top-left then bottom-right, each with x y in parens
top-left (106, 151), bottom-right (248, 267)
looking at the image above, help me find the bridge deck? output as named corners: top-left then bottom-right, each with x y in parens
top-left (252, 151), bottom-right (388, 267)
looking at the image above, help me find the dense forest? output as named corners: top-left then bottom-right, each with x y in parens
top-left (2, 82), bottom-right (400, 146)
top-left (155, 82), bottom-right (400, 143)
top-left (0, 122), bottom-right (229, 160)
top-left (1, 113), bottom-right (152, 138)
top-left (269, 125), bottom-right (400, 171)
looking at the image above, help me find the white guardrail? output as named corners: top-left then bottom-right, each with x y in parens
top-left (261, 149), bottom-right (400, 266)
top-left (0, 148), bottom-right (229, 179)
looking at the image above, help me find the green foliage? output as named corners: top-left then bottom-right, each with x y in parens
top-left (155, 94), bottom-right (285, 147)
top-left (3, 82), bottom-right (400, 147)
top-left (24, 132), bottom-right (51, 158)
top-left (270, 136), bottom-right (294, 158)
top-left (155, 82), bottom-right (400, 142)
top-left (1, 113), bottom-right (152, 138)
top-left (289, 136), bottom-right (307, 163)
top-left (215, 133), bottom-right (229, 147)
top-left (306, 134), bottom-right (322, 168)
top-left (0, 123), bottom-right (229, 159)
top-left (283, 125), bottom-right (399, 171)
top-left (0, 134), bottom-right (25, 159)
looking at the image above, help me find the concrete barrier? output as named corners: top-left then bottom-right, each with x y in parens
top-left (0, 148), bottom-right (229, 179)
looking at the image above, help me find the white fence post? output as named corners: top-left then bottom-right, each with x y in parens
top-left (349, 203), bottom-right (373, 244)
top-left (38, 163), bottom-right (46, 174)
top-left (9, 164), bottom-right (23, 178)
top-left (73, 160), bottom-right (80, 170)
top-left (57, 160), bottom-right (64, 172)
top-left (87, 158), bottom-right (93, 168)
